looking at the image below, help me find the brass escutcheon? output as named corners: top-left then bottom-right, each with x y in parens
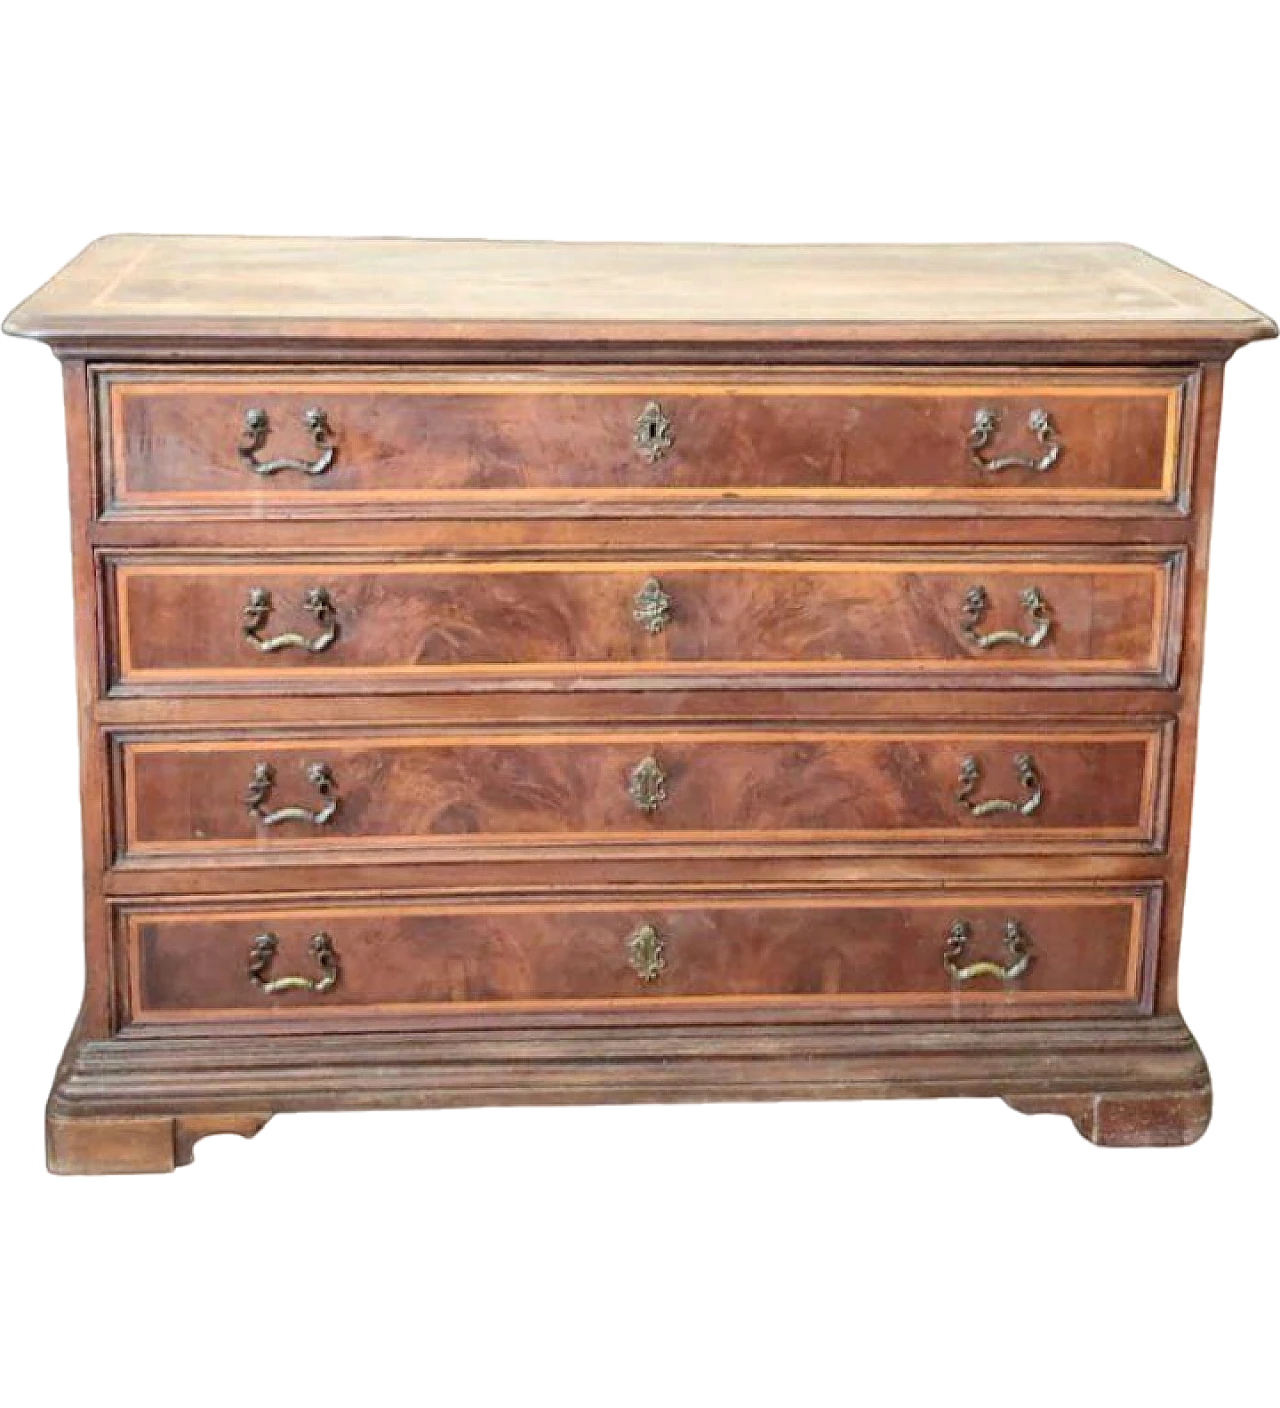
top-left (626, 924), bottom-right (666, 982)
top-left (627, 755), bottom-right (668, 813)
top-left (632, 577), bottom-right (673, 634)
top-left (634, 401), bottom-right (673, 464)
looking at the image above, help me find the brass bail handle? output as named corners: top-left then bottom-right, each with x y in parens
top-left (248, 932), bottom-right (340, 994)
top-left (960, 585), bottom-right (1051, 650)
top-left (242, 587), bottom-right (339, 654)
top-left (956, 753), bottom-right (1042, 817)
top-left (245, 761), bottom-right (339, 827)
top-left (943, 919), bottom-right (1032, 983)
top-left (968, 407), bottom-right (1060, 474)
top-left (239, 407), bottom-right (336, 476)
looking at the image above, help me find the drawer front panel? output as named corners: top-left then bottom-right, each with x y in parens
top-left (118, 725), bottom-right (1171, 862)
top-left (111, 554), bottom-right (1181, 691)
top-left (124, 888), bottom-right (1158, 1022)
top-left (103, 372), bottom-right (1186, 513)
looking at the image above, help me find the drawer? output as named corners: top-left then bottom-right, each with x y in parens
top-left (100, 369), bottom-right (1190, 515)
top-left (121, 886), bottom-right (1160, 1023)
top-left (116, 723), bottom-right (1173, 863)
top-left (109, 551), bottom-right (1184, 693)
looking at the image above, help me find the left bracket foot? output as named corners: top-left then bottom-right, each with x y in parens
top-left (46, 1112), bottom-right (271, 1175)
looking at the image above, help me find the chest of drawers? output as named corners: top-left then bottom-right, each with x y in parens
top-left (6, 237), bottom-right (1272, 1173)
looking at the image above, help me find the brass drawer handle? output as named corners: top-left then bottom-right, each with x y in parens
top-left (627, 923), bottom-right (666, 982)
top-left (960, 585), bottom-right (1051, 650)
top-left (242, 587), bottom-right (339, 654)
top-left (968, 407), bottom-right (1060, 474)
top-left (239, 407), bottom-right (335, 476)
top-left (249, 932), bottom-right (339, 994)
top-left (943, 919), bottom-right (1032, 983)
top-left (245, 761), bottom-right (339, 827)
top-left (956, 753), bottom-right (1042, 817)
top-left (634, 401), bottom-right (673, 464)
top-left (627, 755), bottom-right (668, 813)
top-left (632, 577), bottom-right (673, 634)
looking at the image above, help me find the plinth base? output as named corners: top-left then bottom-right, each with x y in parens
top-left (47, 1013), bottom-right (1211, 1173)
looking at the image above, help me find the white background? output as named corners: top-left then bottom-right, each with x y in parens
top-left (1, 3), bottom-right (1276, 1405)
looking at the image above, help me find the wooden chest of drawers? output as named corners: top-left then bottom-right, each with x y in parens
top-left (6, 237), bottom-right (1272, 1173)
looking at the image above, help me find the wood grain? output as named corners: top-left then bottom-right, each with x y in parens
top-left (103, 371), bottom-right (1184, 509)
top-left (111, 554), bottom-right (1180, 690)
top-left (47, 1015), bottom-right (1212, 1167)
top-left (46, 1111), bottom-right (268, 1175)
top-left (5, 237), bottom-right (1272, 1167)
top-left (125, 890), bottom-right (1152, 1021)
top-left (117, 725), bottom-right (1170, 860)
top-left (7, 237), bottom-right (1275, 347)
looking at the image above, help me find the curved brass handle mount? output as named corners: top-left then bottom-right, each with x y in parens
top-left (245, 761), bottom-right (339, 827)
top-left (968, 407), bottom-right (1060, 474)
top-left (632, 578), bottom-right (673, 634)
top-left (634, 401), bottom-right (673, 464)
top-left (249, 932), bottom-right (339, 994)
top-left (627, 755), bottom-right (668, 813)
top-left (239, 407), bottom-right (335, 476)
top-left (627, 923), bottom-right (666, 982)
top-left (956, 753), bottom-right (1042, 817)
top-left (242, 587), bottom-right (339, 654)
top-left (960, 585), bottom-right (1051, 650)
top-left (943, 919), bottom-right (1032, 982)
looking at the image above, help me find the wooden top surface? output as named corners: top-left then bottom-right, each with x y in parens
top-left (5, 235), bottom-right (1274, 348)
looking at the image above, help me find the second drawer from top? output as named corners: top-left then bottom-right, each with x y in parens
top-left (107, 550), bottom-right (1185, 694)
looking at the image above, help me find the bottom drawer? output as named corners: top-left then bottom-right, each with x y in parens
top-left (123, 887), bottom-right (1159, 1023)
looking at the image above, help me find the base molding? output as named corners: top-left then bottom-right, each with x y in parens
top-left (47, 1013), bottom-right (1210, 1171)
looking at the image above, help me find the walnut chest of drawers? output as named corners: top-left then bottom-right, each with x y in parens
top-left (6, 237), bottom-right (1273, 1173)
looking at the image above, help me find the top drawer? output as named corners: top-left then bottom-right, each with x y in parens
top-left (99, 369), bottom-right (1192, 518)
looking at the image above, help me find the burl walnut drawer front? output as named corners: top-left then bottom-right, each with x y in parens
top-left (117, 724), bottom-right (1172, 863)
top-left (123, 888), bottom-right (1158, 1023)
top-left (101, 370), bottom-right (1188, 514)
top-left (110, 552), bottom-right (1183, 692)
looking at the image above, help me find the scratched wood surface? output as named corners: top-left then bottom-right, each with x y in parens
top-left (6, 236), bottom-right (1275, 345)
